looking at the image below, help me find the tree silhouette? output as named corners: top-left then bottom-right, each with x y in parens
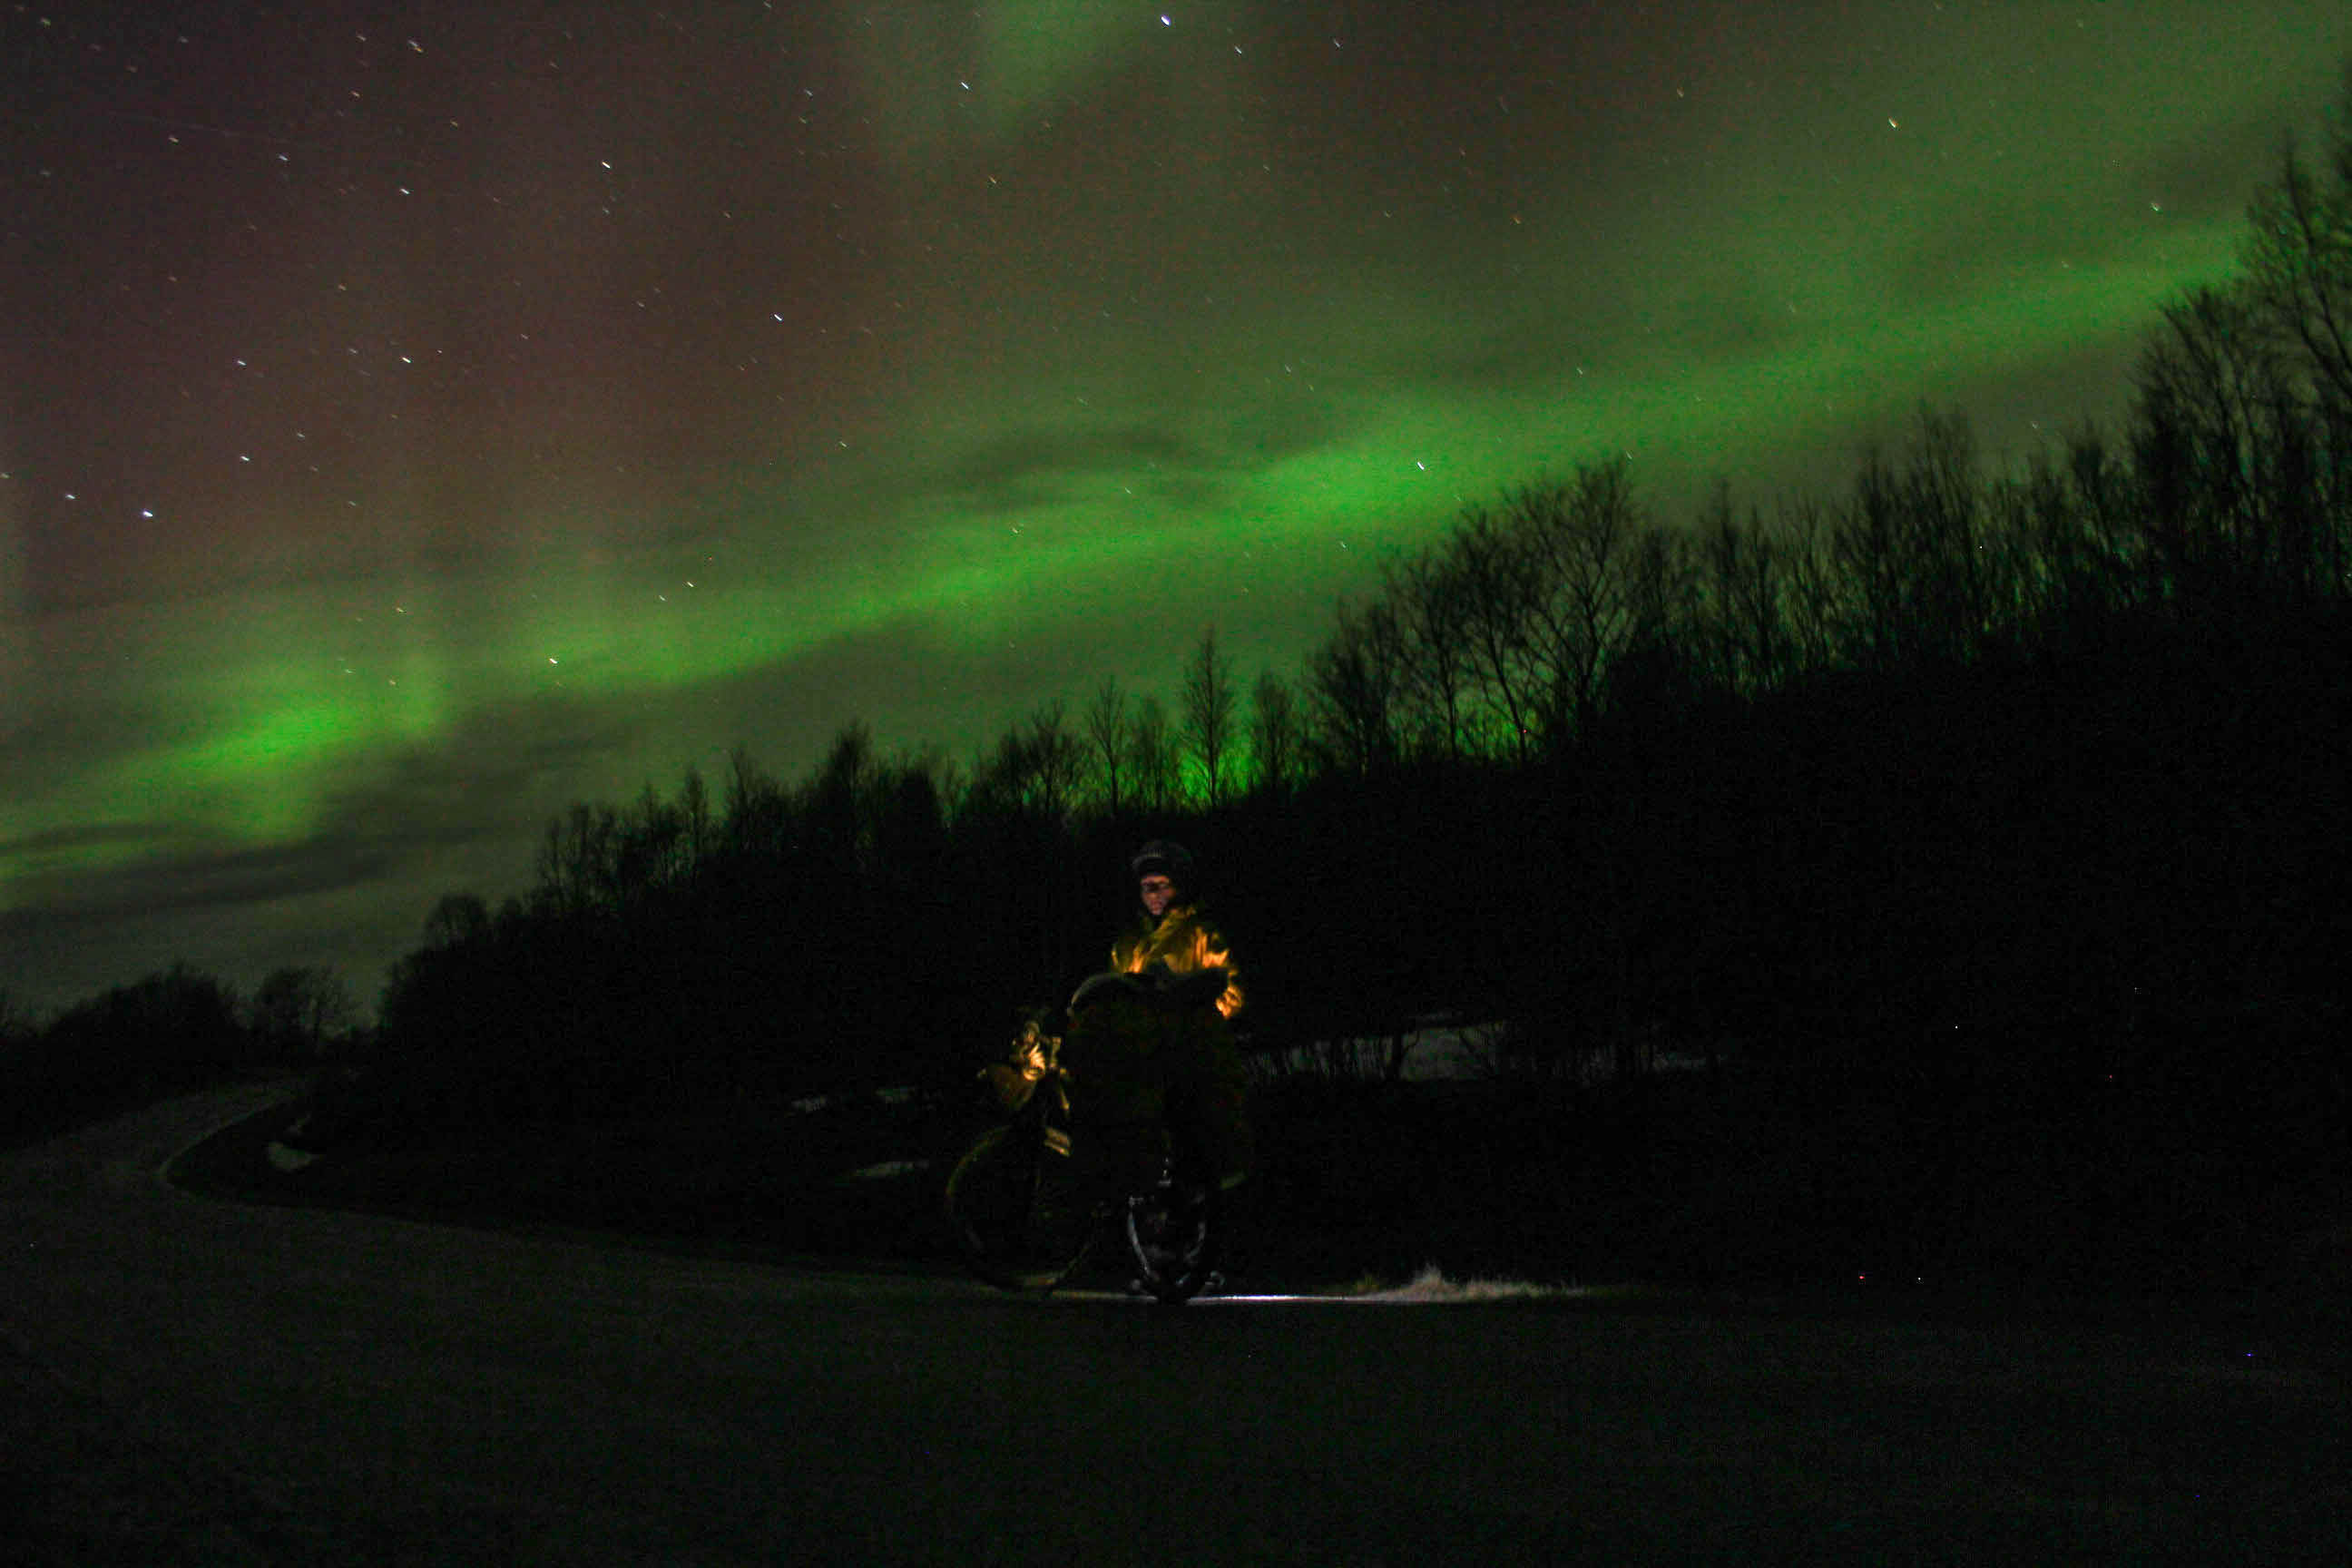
top-left (1248, 669), bottom-right (1303, 802)
top-left (421, 891), bottom-right (490, 948)
top-left (1690, 481), bottom-right (1790, 695)
top-left (1518, 457), bottom-right (1649, 745)
top-left (1083, 675), bottom-right (1131, 818)
top-left (1774, 496), bottom-right (1843, 674)
top-left (1127, 691), bottom-right (1180, 815)
top-left (677, 765), bottom-right (716, 865)
top-left (805, 720), bottom-right (877, 882)
top-left (722, 743), bottom-right (788, 856)
top-left (1447, 498), bottom-right (1545, 760)
top-left (2240, 85), bottom-right (2352, 408)
top-left (1387, 541), bottom-right (1478, 761)
top-left (38, 965), bottom-right (245, 1102)
top-left (1305, 594), bottom-right (1403, 781)
top-left (250, 965), bottom-right (358, 1063)
top-left (1180, 627), bottom-right (1238, 808)
top-left (2132, 286), bottom-right (2301, 603)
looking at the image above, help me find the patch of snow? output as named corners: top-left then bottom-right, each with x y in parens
top-left (841, 1158), bottom-right (932, 1181)
top-left (1259, 1017), bottom-right (1720, 1083)
top-left (1350, 1265), bottom-right (1583, 1303)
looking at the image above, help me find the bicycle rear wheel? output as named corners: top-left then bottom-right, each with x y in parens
top-left (943, 1124), bottom-right (1093, 1291)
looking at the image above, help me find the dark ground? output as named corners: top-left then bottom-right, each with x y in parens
top-left (5, 1085), bottom-right (2347, 1565)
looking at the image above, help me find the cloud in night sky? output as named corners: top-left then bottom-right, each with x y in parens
top-left (3, 1), bottom-right (2347, 1014)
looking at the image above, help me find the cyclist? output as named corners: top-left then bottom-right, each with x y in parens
top-left (1061, 839), bottom-right (1252, 1195)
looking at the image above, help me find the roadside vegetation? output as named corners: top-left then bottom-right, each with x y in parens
top-left (0, 964), bottom-right (351, 1150)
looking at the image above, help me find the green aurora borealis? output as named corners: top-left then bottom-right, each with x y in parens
top-left (3, 2), bottom-right (2346, 1010)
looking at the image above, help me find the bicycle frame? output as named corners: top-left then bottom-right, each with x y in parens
top-left (947, 1018), bottom-right (1220, 1303)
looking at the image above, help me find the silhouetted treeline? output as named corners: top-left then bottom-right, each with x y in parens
top-left (0, 964), bottom-right (348, 1144)
top-left (348, 85), bottom-right (2352, 1216)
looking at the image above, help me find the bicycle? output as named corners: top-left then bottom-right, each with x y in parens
top-left (943, 1005), bottom-right (1222, 1305)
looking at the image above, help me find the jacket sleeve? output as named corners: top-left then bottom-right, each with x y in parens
top-left (1192, 920), bottom-right (1244, 1019)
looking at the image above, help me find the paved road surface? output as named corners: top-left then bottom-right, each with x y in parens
top-left (3, 1086), bottom-right (2344, 1564)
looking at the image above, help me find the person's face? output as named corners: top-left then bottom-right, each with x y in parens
top-left (1138, 874), bottom-right (1178, 918)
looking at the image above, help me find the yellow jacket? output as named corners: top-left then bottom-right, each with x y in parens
top-left (1111, 903), bottom-right (1245, 1020)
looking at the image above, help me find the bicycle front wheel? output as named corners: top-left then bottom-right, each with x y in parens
top-left (1124, 1175), bottom-right (1220, 1304)
top-left (943, 1124), bottom-right (1093, 1291)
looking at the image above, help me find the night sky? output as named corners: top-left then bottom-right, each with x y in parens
top-left (3, 2), bottom-right (2344, 1015)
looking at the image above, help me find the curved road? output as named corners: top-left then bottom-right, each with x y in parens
top-left (3, 1087), bottom-right (2344, 1564)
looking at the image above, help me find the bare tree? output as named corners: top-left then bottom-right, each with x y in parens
top-left (968, 701), bottom-right (1084, 827)
top-left (2238, 105), bottom-right (2352, 596)
top-left (1734, 497), bottom-right (1790, 692)
top-left (930, 750), bottom-right (973, 826)
top-left (1083, 675), bottom-right (1132, 818)
top-left (677, 765), bottom-right (715, 867)
top-left (1026, 700), bottom-right (1085, 825)
top-left (2133, 286), bottom-right (2299, 601)
top-left (1180, 627), bottom-right (1238, 808)
top-left (1450, 498), bottom-right (1545, 760)
top-left (1690, 481), bottom-right (1794, 695)
top-left (421, 891), bottom-right (490, 948)
top-left (805, 721), bottom-right (875, 849)
top-left (1690, 481), bottom-right (1746, 694)
top-left (1602, 518), bottom-right (1700, 720)
top-left (250, 965), bottom-right (358, 1060)
top-left (1830, 441), bottom-right (1908, 669)
top-left (535, 800), bottom-right (619, 915)
top-left (613, 780), bottom-right (687, 901)
top-left (1997, 432), bottom-right (2136, 644)
top-left (1248, 669), bottom-right (1302, 801)
top-left (870, 750), bottom-right (950, 890)
top-left (1306, 595), bottom-right (1404, 781)
top-left (2241, 93), bottom-right (2352, 407)
top-left (1985, 462), bottom-right (2058, 642)
top-left (1516, 457), bottom-right (1647, 745)
top-left (1777, 496), bottom-right (1842, 672)
top-left (1387, 546), bottom-right (1477, 762)
top-left (1900, 405), bottom-right (1995, 658)
top-left (721, 744), bottom-right (787, 854)
top-left (1127, 693), bottom-right (1181, 815)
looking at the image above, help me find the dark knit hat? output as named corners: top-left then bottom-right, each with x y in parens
top-left (1130, 839), bottom-right (1194, 885)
